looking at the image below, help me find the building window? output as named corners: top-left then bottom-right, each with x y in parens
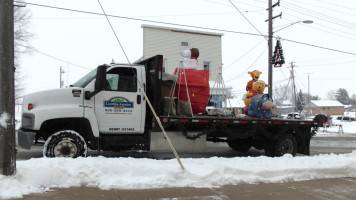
top-left (181, 42), bottom-right (188, 46)
top-left (203, 61), bottom-right (211, 71)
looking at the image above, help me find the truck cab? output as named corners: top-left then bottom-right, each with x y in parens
top-left (18, 55), bottom-right (163, 157)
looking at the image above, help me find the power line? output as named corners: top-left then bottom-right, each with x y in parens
top-left (281, 13), bottom-right (356, 41)
top-left (225, 45), bottom-right (268, 82)
top-left (283, 1), bottom-right (356, 30)
top-left (18, 1), bottom-right (356, 56)
top-left (97, 0), bottom-right (132, 66)
top-left (292, 0), bottom-right (356, 17)
top-left (34, 49), bottom-right (92, 70)
top-left (281, 37), bottom-right (356, 56)
top-left (228, 0), bottom-right (267, 40)
top-left (314, 0), bottom-right (356, 12)
top-left (296, 56), bottom-right (356, 63)
top-left (223, 38), bottom-right (265, 70)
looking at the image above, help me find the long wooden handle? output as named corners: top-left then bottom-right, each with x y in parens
top-left (141, 89), bottom-right (185, 170)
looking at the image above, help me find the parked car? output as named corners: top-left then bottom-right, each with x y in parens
top-left (313, 114), bottom-right (332, 127)
top-left (287, 112), bottom-right (303, 119)
top-left (336, 116), bottom-right (356, 122)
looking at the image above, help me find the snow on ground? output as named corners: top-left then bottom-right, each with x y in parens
top-left (316, 112), bottom-right (356, 136)
top-left (2, 110), bottom-right (354, 199)
top-left (1, 153), bottom-right (356, 199)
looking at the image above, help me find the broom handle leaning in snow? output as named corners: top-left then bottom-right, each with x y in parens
top-left (141, 89), bottom-right (185, 170)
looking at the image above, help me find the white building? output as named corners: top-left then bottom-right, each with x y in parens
top-left (141, 24), bottom-right (235, 109)
top-left (141, 24), bottom-right (223, 82)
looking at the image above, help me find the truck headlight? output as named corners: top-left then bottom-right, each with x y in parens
top-left (22, 113), bottom-right (35, 129)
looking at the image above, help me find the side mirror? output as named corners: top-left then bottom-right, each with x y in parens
top-left (95, 65), bottom-right (107, 91)
top-left (85, 64), bottom-right (107, 100)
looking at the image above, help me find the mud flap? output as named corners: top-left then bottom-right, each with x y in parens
top-left (18, 130), bottom-right (36, 150)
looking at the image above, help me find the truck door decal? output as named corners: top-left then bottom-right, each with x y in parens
top-left (104, 97), bottom-right (134, 114)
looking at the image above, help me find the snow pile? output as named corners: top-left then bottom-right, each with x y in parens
top-left (0, 112), bottom-right (10, 129)
top-left (1, 153), bottom-right (356, 199)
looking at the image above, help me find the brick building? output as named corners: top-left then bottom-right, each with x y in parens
top-left (304, 100), bottom-right (344, 116)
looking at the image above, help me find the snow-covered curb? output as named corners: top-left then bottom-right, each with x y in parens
top-left (1, 152), bottom-right (356, 199)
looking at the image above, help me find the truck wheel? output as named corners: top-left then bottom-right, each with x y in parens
top-left (43, 130), bottom-right (87, 158)
top-left (227, 139), bottom-right (251, 152)
top-left (274, 133), bottom-right (297, 157)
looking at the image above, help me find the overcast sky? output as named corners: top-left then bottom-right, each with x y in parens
top-left (17, 0), bottom-right (356, 101)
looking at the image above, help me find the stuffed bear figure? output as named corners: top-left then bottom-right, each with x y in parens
top-left (245, 80), bottom-right (268, 107)
top-left (246, 70), bottom-right (262, 92)
top-left (250, 80), bottom-right (268, 96)
top-left (248, 94), bottom-right (273, 119)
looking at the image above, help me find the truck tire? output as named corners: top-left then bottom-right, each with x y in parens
top-left (227, 139), bottom-right (252, 152)
top-left (43, 130), bottom-right (87, 158)
top-left (274, 133), bottom-right (297, 157)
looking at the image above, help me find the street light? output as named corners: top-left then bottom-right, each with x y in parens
top-left (274, 20), bottom-right (314, 33)
top-left (267, 19), bottom-right (313, 98)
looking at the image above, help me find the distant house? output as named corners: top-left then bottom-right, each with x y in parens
top-left (304, 100), bottom-right (344, 116)
top-left (274, 99), bottom-right (294, 115)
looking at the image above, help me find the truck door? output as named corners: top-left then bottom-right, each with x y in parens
top-left (94, 66), bottom-right (145, 134)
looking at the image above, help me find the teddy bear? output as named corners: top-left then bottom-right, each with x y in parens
top-left (248, 94), bottom-right (273, 118)
top-left (244, 80), bottom-right (268, 115)
top-left (246, 70), bottom-right (262, 92)
top-left (244, 80), bottom-right (268, 106)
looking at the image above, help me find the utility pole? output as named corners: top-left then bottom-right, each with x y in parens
top-left (290, 62), bottom-right (297, 112)
top-left (267, 0), bottom-right (282, 98)
top-left (60, 66), bottom-right (65, 88)
top-left (307, 73), bottom-right (311, 117)
top-left (0, 0), bottom-right (16, 175)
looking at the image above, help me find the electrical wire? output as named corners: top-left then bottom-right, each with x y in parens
top-left (225, 45), bottom-right (268, 82)
top-left (97, 0), bottom-right (133, 68)
top-left (314, 0), bottom-right (356, 12)
top-left (34, 49), bottom-right (92, 70)
top-left (294, 60), bottom-right (356, 67)
top-left (17, 1), bottom-right (356, 56)
top-left (96, 0), bottom-right (185, 170)
top-left (283, 1), bottom-right (356, 30)
top-left (281, 13), bottom-right (356, 41)
top-left (223, 38), bottom-right (265, 70)
top-left (286, 0), bottom-right (356, 18)
top-left (228, 0), bottom-right (267, 40)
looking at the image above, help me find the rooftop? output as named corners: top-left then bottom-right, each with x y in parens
top-left (141, 24), bottom-right (224, 36)
top-left (311, 100), bottom-right (344, 107)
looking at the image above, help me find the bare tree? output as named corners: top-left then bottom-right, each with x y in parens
top-left (273, 84), bottom-right (293, 102)
top-left (14, 1), bottom-right (33, 105)
top-left (326, 90), bottom-right (335, 100)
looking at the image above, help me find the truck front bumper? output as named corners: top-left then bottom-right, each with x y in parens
top-left (18, 129), bottom-right (36, 150)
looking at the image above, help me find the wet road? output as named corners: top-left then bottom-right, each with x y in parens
top-left (13, 134), bottom-right (356, 200)
top-left (16, 134), bottom-right (356, 160)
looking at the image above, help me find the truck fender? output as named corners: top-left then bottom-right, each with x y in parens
top-left (84, 107), bottom-right (100, 137)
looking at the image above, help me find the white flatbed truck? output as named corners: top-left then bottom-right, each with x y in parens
top-left (18, 55), bottom-right (323, 158)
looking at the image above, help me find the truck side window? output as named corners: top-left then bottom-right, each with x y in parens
top-left (106, 67), bottom-right (137, 92)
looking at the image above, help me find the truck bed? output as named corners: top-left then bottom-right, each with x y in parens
top-left (159, 115), bottom-right (320, 126)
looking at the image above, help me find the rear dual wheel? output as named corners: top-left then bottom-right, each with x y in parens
top-left (264, 133), bottom-right (297, 157)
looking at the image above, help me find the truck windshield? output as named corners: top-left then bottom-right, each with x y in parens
top-left (71, 68), bottom-right (97, 88)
